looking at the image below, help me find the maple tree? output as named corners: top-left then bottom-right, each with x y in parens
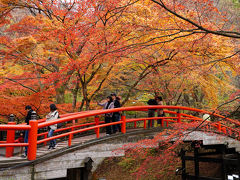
top-left (98, 0), bottom-right (238, 110)
top-left (113, 1), bottom-right (239, 178)
top-left (0, 0), bottom-right (145, 118)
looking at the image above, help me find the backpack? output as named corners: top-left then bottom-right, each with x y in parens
top-left (54, 111), bottom-right (63, 129)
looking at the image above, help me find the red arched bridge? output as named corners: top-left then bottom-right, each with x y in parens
top-left (0, 106), bottom-right (239, 161)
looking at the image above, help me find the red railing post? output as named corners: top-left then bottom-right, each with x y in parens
top-left (96, 128), bottom-right (100, 138)
top-left (5, 121), bottom-right (16, 157)
top-left (222, 127), bottom-right (227, 134)
top-left (134, 121), bottom-right (137, 128)
top-left (68, 134), bottom-right (72, 146)
top-left (121, 115), bottom-right (126, 134)
top-left (161, 119), bottom-right (164, 127)
top-left (177, 110), bottom-right (181, 123)
top-left (44, 134), bottom-right (47, 146)
top-left (28, 118), bottom-right (38, 161)
top-left (217, 121), bottom-right (221, 132)
top-left (95, 116), bottom-right (100, 138)
top-left (144, 120), bottom-right (147, 129)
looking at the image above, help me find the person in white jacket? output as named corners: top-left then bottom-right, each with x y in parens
top-left (97, 96), bottom-right (114, 135)
top-left (46, 104), bottom-right (59, 149)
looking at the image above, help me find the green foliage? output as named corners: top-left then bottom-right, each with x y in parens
top-left (118, 157), bottom-right (137, 172)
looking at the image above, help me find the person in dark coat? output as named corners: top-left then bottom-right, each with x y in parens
top-left (156, 96), bottom-right (164, 125)
top-left (147, 98), bottom-right (158, 128)
top-left (111, 93), bottom-right (121, 133)
top-left (23, 105), bottom-right (33, 157)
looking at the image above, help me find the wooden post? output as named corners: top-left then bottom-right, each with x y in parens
top-left (27, 111), bottom-right (38, 161)
top-left (194, 145), bottom-right (199, 178)
top-left (181, 149), bottom-right (186, 180)
top-left (144, 120), bottom-right (146, 129)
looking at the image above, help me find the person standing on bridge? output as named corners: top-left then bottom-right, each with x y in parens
top-left (111, 93), bottom-right (121, 133)
top-left (147, 97), bottom-right (158, 128)
top-left (46, 104), bottom-right (59, 150)
top-left (22, 105), bottom-right (33, 157)
top-left (97, 96), bottom-right (114, 135)
top-left (156, 96), bottom-right (164, 126)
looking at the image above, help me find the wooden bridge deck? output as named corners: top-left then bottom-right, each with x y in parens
top-left (0, 131), bottom-right (112, 162)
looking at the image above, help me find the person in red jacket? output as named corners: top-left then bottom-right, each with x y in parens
top-left (17, 132), bottom-right (24, 156)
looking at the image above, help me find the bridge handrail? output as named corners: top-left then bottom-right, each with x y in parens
top-left (36, 106), bottom-right (240, 128)
top-left (0, 105), bottom-right (239, 160)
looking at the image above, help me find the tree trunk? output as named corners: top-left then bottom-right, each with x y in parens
top-left (85, 99), bottom-right (90, 110)
top-left (55, 86), bottom-right (66, 104)
top-left (79, 98), bottom-right (85, 111)
top-left (72, 81), bottom-right (80, 111)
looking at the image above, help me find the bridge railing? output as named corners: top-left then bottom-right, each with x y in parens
top-left (0, 106), bottom-right (239, 160)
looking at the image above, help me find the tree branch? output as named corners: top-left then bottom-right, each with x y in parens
top-left (151, 0), bottom-right (240, 39)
